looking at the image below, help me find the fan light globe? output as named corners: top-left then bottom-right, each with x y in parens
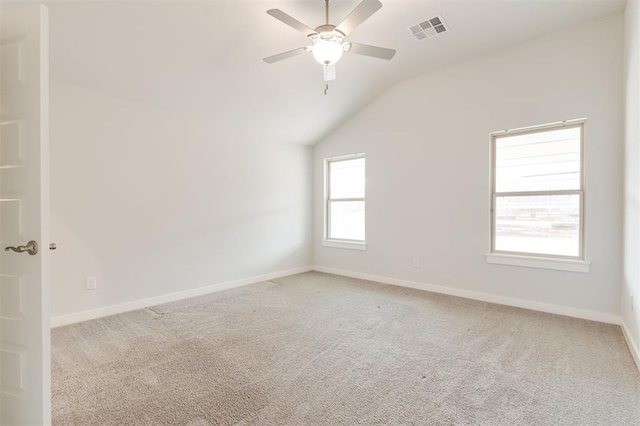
top-left (312, 40), bottom-right (344, 65)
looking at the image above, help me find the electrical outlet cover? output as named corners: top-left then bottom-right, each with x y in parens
top-left (85, 277), bottom-right (97, 290)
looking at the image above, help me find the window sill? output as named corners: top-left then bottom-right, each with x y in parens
top-left (486, 253), bottom-right (590, 273)
top-left (322, 240), bottom-right (367, 251)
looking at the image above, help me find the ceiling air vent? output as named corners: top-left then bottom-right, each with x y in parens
top-left (409, 15), bottom-right (448, 41)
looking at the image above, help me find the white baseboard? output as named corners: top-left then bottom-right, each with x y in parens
top-left (50, 266), bottom-right (313, 328)
top-left (620, 321), bottom-right (640, 371)
top-left (312, 266), bottom-right (622, 325)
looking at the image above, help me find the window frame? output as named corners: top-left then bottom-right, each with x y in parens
top-left (323, 153), bottom-right (366, 249)
top-left (489, 119), bottom-right (586, 262)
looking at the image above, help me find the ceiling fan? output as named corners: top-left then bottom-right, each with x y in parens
top-left (263, 0), bottom-right (395, 89)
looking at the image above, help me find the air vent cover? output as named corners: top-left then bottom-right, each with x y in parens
top-left (409, 15), bottom-right (448, 41)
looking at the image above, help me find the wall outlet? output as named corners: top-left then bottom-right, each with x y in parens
top-left (413, 258), bottom-right (420, 268)
top-left (85, 277), bottom-right (97, 290)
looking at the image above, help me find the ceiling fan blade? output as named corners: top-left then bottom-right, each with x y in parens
top-left (323, 64), bottom-right (336, 82)
top-left (335, 0), bottom-right (382, 36)
top-left (346, 42), bottom-right (395, 60)
top-left (263, 47), bottom-right (309, 64)
top-left (267, 9), bottom-right (317, 37)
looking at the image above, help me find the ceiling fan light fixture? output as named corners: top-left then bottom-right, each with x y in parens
top-left (312, 33), bottom-right (344, 65)
top-left (312, 40), bottom-right (344, 65)
top-left (312, 40), bottom-right (343, 65)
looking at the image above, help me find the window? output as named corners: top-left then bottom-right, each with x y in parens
top-left (489, 121), bottom-right (586, 266)
top-left (324, 154), bottom-right (366, 249)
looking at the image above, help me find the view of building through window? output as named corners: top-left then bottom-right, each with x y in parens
top-left (327, 156), bottom-right (365, 241)
top-left (492, 124), bottom-right (583, 258)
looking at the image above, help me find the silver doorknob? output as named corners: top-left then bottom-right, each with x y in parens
top-left (4, 240), bottom-right (39, 255)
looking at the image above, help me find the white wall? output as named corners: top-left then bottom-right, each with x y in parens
top-left (314, 15), bottom-right (623, 317)
top-left (623, 0), bottom-right (640, 362)
top-left (50, 81), bottom-right (312, 318)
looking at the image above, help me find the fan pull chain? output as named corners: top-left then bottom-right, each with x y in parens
top-left (324, 83), bottom-right (329, 95)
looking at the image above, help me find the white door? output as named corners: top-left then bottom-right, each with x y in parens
top-left (0, 4), bottom-right (50, 425)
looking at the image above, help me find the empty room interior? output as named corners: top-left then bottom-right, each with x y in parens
top-left (2, 0), bottom-right (640, 424)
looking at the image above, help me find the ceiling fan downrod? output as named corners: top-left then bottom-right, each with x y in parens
top-left (326, 0), bottom-right (330, 25)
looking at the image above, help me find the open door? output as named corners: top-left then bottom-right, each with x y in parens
top-left (0, 4), bottom-right (51, 424)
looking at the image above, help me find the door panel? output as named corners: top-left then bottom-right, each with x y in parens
top-left (0, 4), bottom-right (50, 425)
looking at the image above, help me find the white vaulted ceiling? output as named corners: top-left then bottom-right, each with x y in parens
top-left (21, 0), bottom-right (627, 144)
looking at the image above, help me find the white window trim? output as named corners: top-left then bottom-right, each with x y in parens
top-left (322, 240), bottom-right (367, 250)
top-left (488, 119), bottom-right (588, 271)
top-left (324, 153), bottom-right (366, 250)
top-left (486, 253), bottom-right (590, 273)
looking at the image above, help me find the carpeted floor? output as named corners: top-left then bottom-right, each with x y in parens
top-left (52, 272), bottom-right (640, 425)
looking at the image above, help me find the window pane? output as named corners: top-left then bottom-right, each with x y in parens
top-left (495, 127), bottom-right (581, 192)
top-left (329, 201), bottom-right (365, 241)
top-left (329, 158), bottom-right (365, 199)
top-left (494, 194), bottom-right (580, 257)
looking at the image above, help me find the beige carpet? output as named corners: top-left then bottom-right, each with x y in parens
top-left (52, 272), bottom-right (640, 425)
